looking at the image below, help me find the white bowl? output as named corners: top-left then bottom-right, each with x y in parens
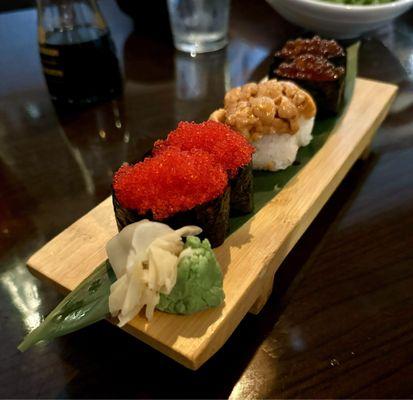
top-left (266, 0), bottom-right (413, 38)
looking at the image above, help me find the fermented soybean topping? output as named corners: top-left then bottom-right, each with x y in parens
top-left (209, 80), bottom-right (316, 140)
top-left (276, 36), bottom-right (345, 60)
top-left (276, 55), bottom-right (345, 82)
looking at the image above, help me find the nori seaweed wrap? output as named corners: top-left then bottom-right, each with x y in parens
top-left (229, 162), bottom-right (253, 216)
top-left (269, 36), bottom-right (346, 115)
top-left (113, 187), bottom-right (230, 247)
top-left (112, 147), bottom-right (230, 248)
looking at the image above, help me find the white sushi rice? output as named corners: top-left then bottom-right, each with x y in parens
top-left (253, 133), bottom-right (299, 171)
top-left (252, 116), bottom-right (314, 172)
top-left (295, 117), bottom-right (314, 147)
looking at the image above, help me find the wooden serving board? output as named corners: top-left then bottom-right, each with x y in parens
top-left (28, 78), bottom-right (397, 370)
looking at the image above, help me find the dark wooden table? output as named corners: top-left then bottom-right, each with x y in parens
top-left (1, 0), bottom-right (413, 398)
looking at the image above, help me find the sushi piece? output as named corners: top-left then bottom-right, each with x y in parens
top-left (107, 220), bottom-right (224, 325)
top-left (269, 36), bottom-right (346, 115)
top-left (154, 121), bottom-right (255, 215)
top-left (210, 80), bottom-right (317, 172)
top-left (271, 55), bottom-right (345, 115)
top-left (112, 147), bottom-right (230, 247)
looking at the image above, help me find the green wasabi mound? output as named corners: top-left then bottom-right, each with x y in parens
top-left (157, 236), bottom-right (225, 315)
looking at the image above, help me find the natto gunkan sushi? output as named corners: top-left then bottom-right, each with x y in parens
top-left (210, 80), bottom-right (317, 172)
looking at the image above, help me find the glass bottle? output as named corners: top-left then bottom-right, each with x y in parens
top-left (37, 0), bottom-right (122, 107)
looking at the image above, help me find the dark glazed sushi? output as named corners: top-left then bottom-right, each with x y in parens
top-left (274, 36), bottom-right (345, 65)
top-left (112, 147), bottom-right (229, 247)
top-left (154, 121), bottom-right (255, 216)
top-left (269, 36), bottom-right (346, 115)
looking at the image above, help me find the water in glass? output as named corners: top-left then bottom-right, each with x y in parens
top-left (167, 0), bottom-right (230, 54)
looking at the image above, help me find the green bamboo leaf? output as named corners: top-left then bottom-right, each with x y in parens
top-left (19, 43), bottom-right (359, 351)
top-left (18, 260), bottom-right (115, 351)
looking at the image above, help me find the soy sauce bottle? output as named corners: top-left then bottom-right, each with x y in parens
top-left (37, 0), bottom-right (122, 107)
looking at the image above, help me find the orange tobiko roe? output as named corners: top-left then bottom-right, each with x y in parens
top-left (154, 121), bottom-right (254, 178)
top-left (113, 148), bottom-right (228, 220)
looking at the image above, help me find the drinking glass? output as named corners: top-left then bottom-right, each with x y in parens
top-left (167, 0), bottom-right (230, 54)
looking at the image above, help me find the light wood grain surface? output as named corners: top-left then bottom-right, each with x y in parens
top-left (27, 78), bottom-right (398, 370)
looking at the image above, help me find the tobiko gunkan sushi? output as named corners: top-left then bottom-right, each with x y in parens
top-left (112, 147), bottom-right (230, 248)
top-left (210, 79), bottom-right (317, 172)
top-left (154, 121), bottom-right (255, 215)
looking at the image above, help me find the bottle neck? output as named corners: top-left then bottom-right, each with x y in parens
top-left (37, 0), bottom-right (107, 44)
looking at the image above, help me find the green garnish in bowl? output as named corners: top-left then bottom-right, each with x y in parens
top-left (319, 0), bottom-right (395, 4)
